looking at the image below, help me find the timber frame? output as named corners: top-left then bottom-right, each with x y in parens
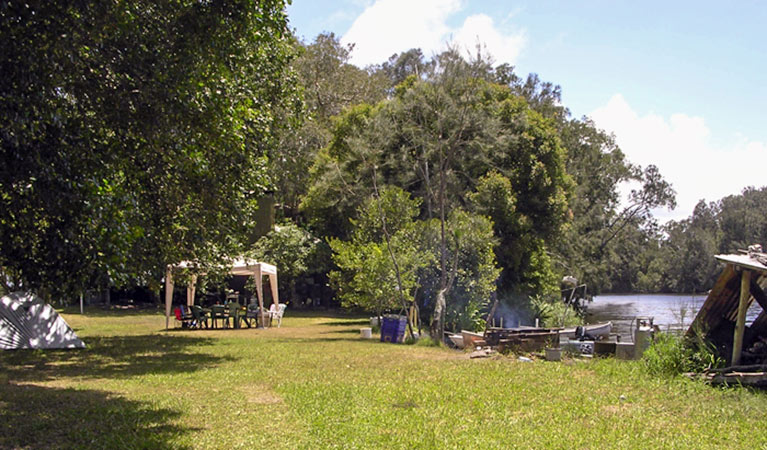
top-left (687, 254), bottom-right (767, 365)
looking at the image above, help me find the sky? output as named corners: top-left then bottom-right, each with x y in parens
top-left (286, 0), bottom-right (767, 222)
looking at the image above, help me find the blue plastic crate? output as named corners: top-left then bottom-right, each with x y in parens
top-left (380, 315), bottom-right (407, 343)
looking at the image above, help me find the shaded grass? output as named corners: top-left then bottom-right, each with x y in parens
top-left (2, 309), bottom-right (767, 448)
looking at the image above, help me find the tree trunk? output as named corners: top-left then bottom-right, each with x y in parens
top-left (430, 288), bottom-right (447, 342)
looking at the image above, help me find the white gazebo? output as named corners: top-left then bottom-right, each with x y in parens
top-left (164, 257), bottom-right (278, 329)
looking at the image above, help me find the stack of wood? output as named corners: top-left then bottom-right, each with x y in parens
top-left (743, 336), bottom-right (767, 364)
top-left (689, 365), bottom-right (767, 387)
top-left (483, 327), bottom-right (561, 353)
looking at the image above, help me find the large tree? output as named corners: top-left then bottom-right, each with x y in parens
top-left (271, 32), bottom-right (387, 220)
top-left (303, 49), bottom-right (570, 337)
top-left (0, 1), bottom-right (297, 298)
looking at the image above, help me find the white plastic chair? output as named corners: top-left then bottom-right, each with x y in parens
top-left (269, 303), bottom-right (287, 328)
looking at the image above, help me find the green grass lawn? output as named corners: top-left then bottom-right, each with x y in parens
top-left (2, 309), bottom-right (767, 449)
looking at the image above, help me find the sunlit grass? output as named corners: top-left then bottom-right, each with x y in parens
top-left (1, 308), bottom-right (766, 448)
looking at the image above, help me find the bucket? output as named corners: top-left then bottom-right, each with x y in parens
top-left (360, 327), bottom-right (372, 339)
top-left (615, 342), bottom-right (635, 360)
top-left (545, 347), bottom-right (562, 361)
top-left (380, 315), bottom-right (407, 343)
top-left (634, 328), bottom-right (653, 359)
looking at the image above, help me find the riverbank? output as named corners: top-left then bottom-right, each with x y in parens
top-left (588, 293), bottom-right (762, 338)
top-left (2, 309), bottom-right (766, 448)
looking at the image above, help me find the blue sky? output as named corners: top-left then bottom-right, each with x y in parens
top-left (286, 0), bottom-right (767, 221)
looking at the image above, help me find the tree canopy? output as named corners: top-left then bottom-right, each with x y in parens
top-left (0, 1), bottom-right (297, 297)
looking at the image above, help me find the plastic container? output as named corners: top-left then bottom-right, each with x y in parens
top-left (380, 315), bottom-right (407, 343)
top-left (360, 327), bottom-right (372, 339)
top-left (545, 347), bottom-right (562, 361)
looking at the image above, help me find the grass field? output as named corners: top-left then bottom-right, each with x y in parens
top-left (2, 308), bottom-right (767, 449)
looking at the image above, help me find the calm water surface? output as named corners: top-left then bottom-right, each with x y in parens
top-left (587, 293), bottom-right (762, 338)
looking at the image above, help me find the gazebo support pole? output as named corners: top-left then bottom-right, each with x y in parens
top-left (165, 266), bottom-right (174, 330)
top-left (732, 269), bottom-right (751, 365)
top-left (255, 265), bottom-right (265, 328)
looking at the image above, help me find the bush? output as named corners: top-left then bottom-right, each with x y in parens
top-left (643, 331), bottom-right (723, 376)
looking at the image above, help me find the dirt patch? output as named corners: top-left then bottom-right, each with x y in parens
top-left (240, 384), bottom-right (284, 405)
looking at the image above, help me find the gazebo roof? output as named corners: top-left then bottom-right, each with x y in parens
top-left (172, 258), bottom-right (276, 276)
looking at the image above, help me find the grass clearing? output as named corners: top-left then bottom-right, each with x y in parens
top-left (2, 308), bottom-right (767, 448)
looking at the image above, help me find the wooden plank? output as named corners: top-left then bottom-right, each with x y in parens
top-left (750, 278), bottom-right (767, 312)
top-left (687, 265), bottom-right (737, 337)
top-left (732, 269), bottom-right (752, 365)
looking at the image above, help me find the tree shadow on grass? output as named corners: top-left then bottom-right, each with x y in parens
top-left (0, 382), bottom-right (193, 449)
top-left (59, 306), bottom-right (163, 317)
top-left (0, 335), bottom-right (235, 383)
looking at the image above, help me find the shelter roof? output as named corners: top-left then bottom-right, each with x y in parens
top-left (715, 254), bottom-right (767, 274)
top-left (172, 257), bottom-right (276, 276)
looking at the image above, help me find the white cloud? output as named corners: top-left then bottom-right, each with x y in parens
top-left (590, 94), bottom-right (767, 222)
top-left (451, 14), bottom-right (525, 65)
top-left (341, 0), bottom-right (525, 67)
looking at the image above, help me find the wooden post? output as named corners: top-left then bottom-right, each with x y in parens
top-left (732, 269), bottom-right (752, 365)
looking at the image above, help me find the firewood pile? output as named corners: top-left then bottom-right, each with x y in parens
top-left (688, 364), bottom-right (767, 387)
top-left (483, 327), bottom-right (561, 353)
top-left (742, 336), bottom-right (767, 364)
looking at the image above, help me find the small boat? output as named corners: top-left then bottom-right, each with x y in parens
top-left (461, 330), bottom-right (485, 348)
top-left (559, 321), bottom-right (612, 340)
top-left (448, 334), bottom-right (464, 349)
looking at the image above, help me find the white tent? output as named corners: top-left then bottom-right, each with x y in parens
top-left (0, 292), bottom-right (86, 350)
top-left (164, 258), bottom-right (278, 329)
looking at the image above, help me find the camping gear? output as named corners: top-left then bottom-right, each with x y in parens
top-left (269, 303), bottom-right (287, 328)
top-left (165, 258), bottom-right (279, 330)
top-left (244, 303), bottom-right (260, 328)
top-left (0, 292), bottom-right (85, 350)
top-left (615, 342), bottom-right (635, 360)
top-left (484, 327), bottom-right (560, 352)
top-left (174, 306), bottom-right (194, 328)
top-left (210, 305), bottom-right (227, 328)
top-left (545, 347), bottom-right (562, 361)
top-left (633, 316), bottom-right (654, 359)
top-left (448, 334), bottom-right (465, 349)
top-left (559, 322), bottom-right (612, 340)
top-left (191, 305), bottom-right (208, 329)
top-left (227, 302), bottom-right (242, 329)
top-left (380, 315), bottom-right (407, 343)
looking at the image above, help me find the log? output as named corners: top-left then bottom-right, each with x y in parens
top-left (732, 270), bottom-right (751, 365)
top-left (705, 364), bottom-right (767, 374)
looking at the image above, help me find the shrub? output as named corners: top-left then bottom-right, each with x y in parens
top-left (643, 331), bottom-right (723, 376)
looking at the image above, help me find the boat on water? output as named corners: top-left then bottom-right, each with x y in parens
top-left (559, 321), bottom-right (612, 340)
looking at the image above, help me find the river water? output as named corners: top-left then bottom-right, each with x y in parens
top-left (587, 293), bottom-right (762, 338)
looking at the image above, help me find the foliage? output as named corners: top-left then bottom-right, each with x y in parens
top-left (417, 210), bottom-right (501, 333)
top-left (271, 33), bottom-right (387, 218)
top-left (529, 294), bottom-right (581, 328)
top-left (329, 187), bottom-right (427, 316)
top-left (250, 222), bottom-right (324, 302)
top-left (550, 116), bottom-right (677, 294)
top-left (0, 1), bottom-right (297, 298)
top-left (627, 186), bottom-right (767, 294)
top-left (644, 332), bottom-right (723, 376)
top-left (304, 49), bottom-right (570, 327)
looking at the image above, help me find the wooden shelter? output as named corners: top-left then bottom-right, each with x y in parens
top-left (687, 253), bottom-right (767, 365)
top-left (164, 258), bottom-right (278, 329)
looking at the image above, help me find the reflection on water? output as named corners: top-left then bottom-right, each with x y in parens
top-left (587, 294), bottom-right (762, 338)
